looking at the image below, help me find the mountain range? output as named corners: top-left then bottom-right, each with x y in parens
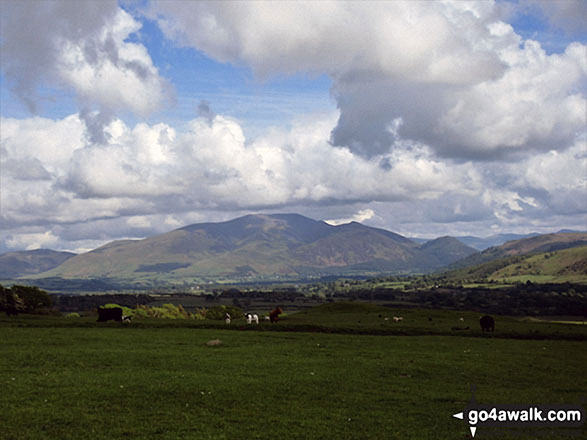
top-left (1, 214), bottom-right (585, 286)
top-left (2, 214), bottom-right (477, 283)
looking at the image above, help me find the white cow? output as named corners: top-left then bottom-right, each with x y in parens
top-left (245, 313), bottom-right (259, 324)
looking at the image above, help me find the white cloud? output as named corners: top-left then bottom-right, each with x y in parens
top-left (515, 139), bottom-right (587, 193)
top-left (0, 105), bottom-right (587, 253)
top-left (2, 107), bottom-right (584, 252)
top-left (5, 231), bottom-right (59, 251)
top-left (126, 216), bottom-right (152, 229)
top-left (0, 115), bottom-right (85, 172)
top-left (433, 40), bottom-right (586, 157)
top-left (0, 1), bottom-right (171, 134)
top-left (0, 110), bottom-right (472, 249)
top-left (56, 8), bottom-right (171, 117)
top-left (1, 0), bottom-right (118, 112)
top-left (150, 1), bottom-right (502, 84)
top-left (325, 209), bottom-right (378, 226)
top-left (149, 1), bottom-right (585, 159)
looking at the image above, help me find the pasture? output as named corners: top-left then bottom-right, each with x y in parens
top-left (1, 305), bottom-right (586, 439)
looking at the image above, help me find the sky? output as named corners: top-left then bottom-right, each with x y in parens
top-left (0, 0), bottom-right (586, 254)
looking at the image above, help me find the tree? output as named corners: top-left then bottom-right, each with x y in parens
top-left (0, 284), bottom-right (25, 316)
top-left (8, 285), bottom-right (51, 313)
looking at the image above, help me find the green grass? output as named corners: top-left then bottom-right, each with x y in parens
top-left (283, 302), bottom-right (587, 340)
top-left (3, 303), bottom-right (587, 340)
top-left (1, 308), bottom-right (586, 440)
top-left (489, 247), bottom-right (587, 284)
top-left (498, 275), bottom-right (560, 284)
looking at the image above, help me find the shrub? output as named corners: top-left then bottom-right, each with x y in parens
top-left (65, 312), bottom-right (81, 319)
top-left (193, 307), bottom-right (207, 320)
top-left (134, 303), bottom-right (193, 319)
top-left (205, 305), bottom-right (243, 320)
top-left (134, 304), bottom-right (151, 318)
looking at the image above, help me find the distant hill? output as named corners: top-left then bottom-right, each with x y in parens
top-left (445, 245), bottom-right (587, 284)
top-left (412, 231), bottom-right (584, 251)
top-left (450, 232), bottom-right (587, 270)
top-left (28, 214), bottom-right (477, 284)
top-left (0, 249), bottom-right (76, 279)
top-left (444, 232), bottom-right (587, 283)
top-left (417, 236), bottom-right (478, 268)
top-left (489, 246), bottom-right (587, 283)
top-left (413, 232), bottom-right (551, 250)
top-left (455, 233), bottom-right (541, 250)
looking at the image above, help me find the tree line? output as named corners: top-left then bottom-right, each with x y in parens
top-left (0, 284), bottom-right (52, 315)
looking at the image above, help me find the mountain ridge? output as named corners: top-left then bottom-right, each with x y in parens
top-left (8, 214), bottom-right (475, 283)
top-left (3, 214), bottom-right (584, 284)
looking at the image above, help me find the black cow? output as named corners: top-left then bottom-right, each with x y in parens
top-left (479, 315), bottom-right (495, 331)
top-left (97, 306), bottom-right (123, 322)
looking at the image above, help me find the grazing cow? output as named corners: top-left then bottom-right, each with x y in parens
top-left (225, 313), bottom-right (231, 324)
top-left (459, 317), bottom-right (465, 322)
top-left (244, 313), bottom-right (259, 324)
top-left (122, 315), bottom-right (132, 323)
top-left (264, 316), bottom-right (270, 322)
top-left (269, 307), bottom-right (283, 323)
top-left (480, 315), bottom-right (495, 332)
top-left (97, 307), bottom-right (123, 322)
top-left (393, 316), bottom-right (403, 322)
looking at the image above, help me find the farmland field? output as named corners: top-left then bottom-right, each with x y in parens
top-left (1, 307), bottom-right (586, 440)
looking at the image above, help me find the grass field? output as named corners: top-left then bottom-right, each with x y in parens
top-left (1, 305), bottom-right (586, 439)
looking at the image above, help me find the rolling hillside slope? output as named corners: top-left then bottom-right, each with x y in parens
top-left (489, 246), bottom-right (587, 283)
top-left (446, 245), bottom-right (587, 284)
top-left (450, 232), bottom-right (587, 270)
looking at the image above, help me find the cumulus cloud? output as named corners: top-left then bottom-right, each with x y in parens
top-left (432, 40), bottom-right (586, 158)
top-left (2, 107), bottom-right (584, 252)
top-left (57, 111), bottom-right (459, 206)
top-left (149, 0), bottom-right (585, 159)
top-left (1, 1), bottom-right (118, 112)
top-left (0, 110), bottom-right (470, 250)
top-left (0, 1), bottom-right (171, 141)
top-left (150, 1), bottom-right (502, 83)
